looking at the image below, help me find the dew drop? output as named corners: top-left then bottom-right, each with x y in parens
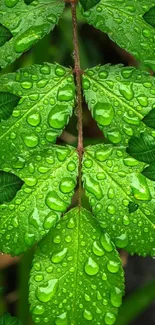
top-left (55, 66), bottom-right (66, 77)
top-left (107, 260), bottom-right (120, 273)
top-left (84, 176), bottom-right (103, 199)
top-left (104, 312), bottom-right (116, 325)
top-left (21, 81), bottom-right (33, 89)
top-left (100, 233), bottom-right (113, 252)
top-left (51, 248), bottom-right (68, 263)
top-left (14, 24), bottom-right (49, 53)
top-left (36, 279), bottom-right (58, 302)
top-left (23, 133), bottom-right (39, 148)
top-left (92, 241), bottom-right (104, 256)
top-left (94, 102), bottom-right (114, 126)
top-left (27, 112), bottom-right (41, 126)
top-left (115, 233), bottom-right (128, 248)
top-left (131, 174), bottom-right (152, 201)
top-left (43, 212), bottom-right (57, 230)
top-left (110, 287), bottom-right (122, 307)
top-left (84, 257), bottom-right (99, 275)
top-left (57, 85), bottom-right (74, 101)
top-left (95, 146), bottom-right (112, 161)
top-left (119, 84), bottom-right (134, 100)
top-left (59, 177), bottom-right (75, 194)
top-left (45, 191), bottom-right (68, 212)
top-left (4, 0), bottom-right (18, 7)
top-left (48, 105), bottom-right (68, 129)
top-left (55, 312), bottom-right (68, 325)
top-left (32, 305), bottom-right (45, 315)
top-left (83, 309), bottom-right (93, 320)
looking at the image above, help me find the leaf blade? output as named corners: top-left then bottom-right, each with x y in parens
top-left (82, 144), bottom-right (155, 256)
top-left (0, 0), bottom-right (64, 68)
top-left (82, 1), bottom-right (155, 69)
top-left (82, 65), bottom-right (155, 145)
top-left (29, 207), bottom-right (124, 325)
top-left (0, 145), bottom-right (78, 255)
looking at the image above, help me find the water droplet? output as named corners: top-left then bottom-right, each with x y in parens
top-left (131, 174), bottom-right (152, 201)
top-left (92, 241), bottom-right (104, 256)
top-left (85, 293), bottom-right (91, 301)
top-left (83, 159), bottom-right (93, 168)
top-left (110, 287), bottom-right (122, 307)
top-left (107, 205), bottom-right (116, 215)
top-left (27, 112), bottom-right (41, 126)
top-left (115, 233), bottom-right (128, 248)
top-left (55, 312), bottom-right (68, 325)
top-left (123, 157), bottom-right (139, 166)
top-left (48, 105), bottom-right (68, 129)
top-left (57, 85), bottom-right (74, 101)
top-left (59, 177), bottom-right (75, 194)
top-left (85, 257), bottom-right (99, 275)
top-left (36, 279), bottom-right (58, 302)
top-left (119, 84), bottom-right (134, 100)
top-left (142, 28), bottom-right (151, 38)
top-left (99, 70), bottom-right (108, 79)
top-left (21, 81), bottom-right (32, 89)
top-left (82, 78), bottom-right (90, 90)
top-left (4, 0), bottom-right (18, 7)
top-left (40, 65), bottom-right (50, 75)
top-left (14, 24), bottom-right (49, 53)
top-left (51, 248), bottom-right (68, 263)
top-left (23, 133), bottom-right (39, 148)
top-left (107, 260), bottom-right (120, 273)
top-left (100, 233), bottom-right (113, 252)
top-left (24, 177), bottom-right (37, 187)
top-left (137, 96), bottom-right (148, 107)
top-left (67, 217), bottom-right (75, 229)
top-left (95, 146), bottom-right (112, 161)
top-left (32, 305), bottom-right (45, 315)
top-left (55, 66), bottom-right (66, 77)
top-left (45, 191), bottom-right (68, 212)
top-left (83, 309), bottom-right (93, 320)
top-left (56, 147), bottom-right (70, 162)
top-left (84, 176), bottom-right (103, 199)
top-left (107, 129), bottom-right (122, 143)
top-left (43, 212), bottom-right (57, 230)
top-left (94, 102), bottom-right (114, 126)
top-left (121, 68), bottom-right (133, 79)
top-left (104, 312), bottom-right (116, 325)
top-left (67, 162), bottom-right (76, 171)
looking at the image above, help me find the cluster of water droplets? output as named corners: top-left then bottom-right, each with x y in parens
top-left (0, 63), bottom-right (75, 163)
top-left (0, 0), bottom-right (64, 67)
top-left (82, 144), bottom-right (155, 256)
top-left (83, 1), bottom-right (155, 70)
top-left (0, 146), bottom-right (78, 255)
top-left (82, 65), bottom-right (155, 146)
top-left (29, 207), bottom-right (124, 325)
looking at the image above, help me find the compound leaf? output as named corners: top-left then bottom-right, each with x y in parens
top-left (82, 65), bottom-right (155, 145)
top-left (82, 144), bottom-right (155, 256)
top-left (29, 207), bottom-right (124, 325)
top-left (0, 63), bottom-right (75, 163)
top-left (0, 145), bottom-right (78, 255)
top-left (82, 0), bottom-right (155, 70)
top-left (0, 0), bottom-right (64, 68)
top-left (0, 313), bottom-right (22, 325)
top-left (0, 171), bottom-right (23, 204)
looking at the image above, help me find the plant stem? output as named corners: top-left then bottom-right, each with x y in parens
top-left (71, 0), bottom-right (83, 207)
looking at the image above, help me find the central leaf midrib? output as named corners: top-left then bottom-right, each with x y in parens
top-left (85, 74), bottom-right (144, 119)
top-left (0, 71), bottom-right (71, 140)
top-left (86, 150), bottom-right (155, 229)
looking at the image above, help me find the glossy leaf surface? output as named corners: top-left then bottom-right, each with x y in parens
top-left (0, 171), bottom-right (23, 204)
top-left (0, 63), bottom-right (75, 163)
top-left (0, 313), bottom-right (22, 325)
top-left (29, 207), bottom-right (124, 325)
top-left (0, 92), bottom-right (20, 121)
top-left (0, 0), bottom-right (64, 68)
top-left (0, 24), bottom-right (12, 47)
top-left (82, 0), bottom-right (155, 69)
top-left (82, 65), bottom-right (155, 145)
top-left (127, 133), bottom-right (155, 163)
top-left (82, 144), bottom-right (155, 256)
top-left (0, 146), bottom-right (78, 255)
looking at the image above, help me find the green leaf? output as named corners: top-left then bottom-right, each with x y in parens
top-left (80, 0), bottom-right (101, 11)
top-left (0, 145), bottom-right (78, 255)
top-left (82, 65), bottom-right (155, 145)
top-left (0, 63), bottom-right (75, 163)
top-left (127, 133), bottom-right (155, 163)
top-left (29, 207), bottom-right (124, 325)
top-left (82, 144), bottom-right (155, 256)
top-left (0, 0), bottom-right (64, 68)
top-left (0, 92), bottom-right (20, 121)
top-left (0, 24), bottom-right (12, 47)
top-left (142, 164), bottom-right (155, 181)
top-left (0, 313), bottom-right (22, 325)
top-left (143, 108), bottom-right (155, 129)
top-left (0, 171), bottom-right (23, 204)
top-left (82, 1), bottom-right (155, 70)
top-left (143, 6), bottom-right (155, 28)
